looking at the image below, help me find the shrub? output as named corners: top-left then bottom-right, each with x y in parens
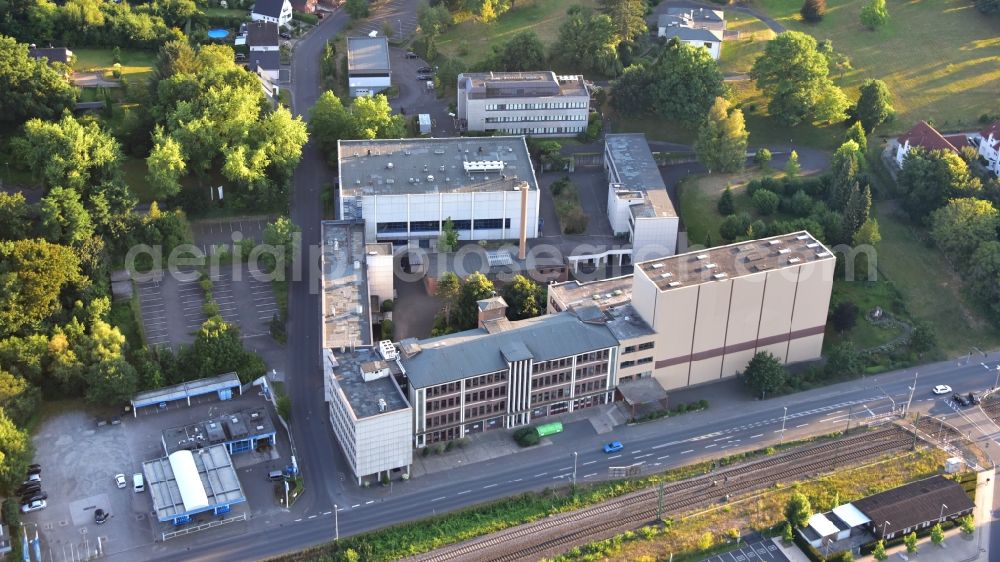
top-left (788, 190), bottom-right (814, 217)
top-left (202, 302), bottom-right (220, 317)
top-left (800, 0), bottom-right (826, 22)
top-left (931, 522), bottom-right (944, 544)
top-left (381, 299), bottom-right (395, 312)
top-left (675, 402), bottom-right (688, 414)
top-left (904, 531), bottom-right (918, 553)
top-left (277, 395), bottom-right (292, 420)
top-left (961, 514), bottom-right (974, 534)
top-left (753, 189), bottom-right (780, 215)
top-left (720, 212), bottom-right (752, 242)
top-left (754, 148), bottom-right (772, 169)
top-left (513, 427), bottom-right (540, 447)
top-left (718, 186), bottom-right (735, 215)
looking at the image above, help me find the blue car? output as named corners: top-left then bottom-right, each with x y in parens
top-left (603, 441), bottom-right (623, 453)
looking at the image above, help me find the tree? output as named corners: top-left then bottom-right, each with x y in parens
top-left (961, 514), bottom-right (975, 534)
top-left (904, 531), bottom-right (918, 553)
top-left (753, 190), bottom-right (780, 215)
top-left (831, 301), bottom-right (858, 333)
top-left (695, 97), bottom-right (749, 173)
top-left (14, 114), bottom-right (122, 192)
top-left (968, 241), bottom-right (1000, 319)
top-left (829, 141), bottom-right (863, 211)
top-left (550, 8), bottom-right (623, 78)
top-left (845, 121), bottom-right (867, 148)
top-left (0, 35), bottom-right (77, 126)
top-left (782, 522), bottom-right (794, 543)
top-left (0, 193), bottom-right (31, 242)
top-left (598, 0), bottom-right (647, 43)
top-left (645, 40), bottom-right (726, 122)
top-left (0, 239), bottom-right (82, 338)
top-left (856, 79), bottom-right (894, 131)
top-left (843, 185), bottom-right (872, 236)
top-left (899, 149), bottom-right (982, 220)
top-left (610, 64), bottom-right (654, 116)
top-left (784, 492), bottom-right (812, 528)
top-left (0, 408), bottom-right (29, 488)
top-left (85, 356), bottom-right (138, 404)
top-left (751, 31), bottom-right (849, 125)
top-left (416, 1), bottom-right (453, 36)
top-left (930, 198), bottom-right (1000, 262)
top-left (719, 212), bottom-right (752, 242)
top-left (438, 217), bottom-right (459, 252)
top-left (455, 272), bottom-right (495, 330)
top-left (503, 275), bottom-right (541, 321)
top-left (351, 95), bottom-right (407, 140)
top-left (910, 322), bottom-right (937, 354)
top-left (189, 316), bottom-right (247, 378)
top-left (800, 0), bottom-right (826, 22)
top-left (860, 0), bottom-right (889, 30)
top-left (743, 351), bottom-right (786, 398)
top-left (39, 187), bottom-right (94, 247)
top-left (826, 341), bottom-right (862, 377)
top-left (491, 32), bottom-right (546, 72)
top-left (930, 522), bottom-right (944, 545)
top-left (309, 91), bottom-right (355, 161)
top-left (262, 216), bottom-right (300, 273)
top-left (754, 148), bottom-right (772, 170)
top-left (436, 271), bottom-right (461, 327)
top-left (146, 126), bottom-right (186, 200)
top-left (345, 0), bottom-right (369, 19)
top-left (872, 540), bottom-right (888, 561)
top-left (785, 150), bottom-right (800, 178)
top-left (789, 190), bottom-right (814, 217)
top-left (717, 186), bottom-right (736, 216)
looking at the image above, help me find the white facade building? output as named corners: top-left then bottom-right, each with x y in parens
top-left (604, 134), bottom-right (678, 261)
top-left (366, 242), bottom-right (394, 307)
top-left (977, 120), bottom-right (1000, 176)
top-left (251, 0), bottom-right (292, 27)
top-left (338, 137), bottom-right (541, 244)
top-left (457, 72), bottom-right (590, 137)
top-left (657, 8), bottom-right (725, 60)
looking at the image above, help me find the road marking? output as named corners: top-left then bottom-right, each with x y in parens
top-left (582, 460), bottom-right (597, 466)
top-left (713, 436), bottom-right (731, 442)
top-left (750, 434), bottom-right (763, 438)
top-left (483, 483), bottom-right (498, 489)
top-left (658, 455), bottom-right (670, 460)
top-left (457, 490), bottom-right (471, 495)
top-left (632, 449), bottom-right (643, 454)
top-left (705, 444), bottom-right (717, 448)
top-left (512, 478), bottom-right (522, 482)
top-left (635, 453), bottom-right (653, 459)
top-left (533, 473), bottom-right (547, 478)
top-left (322, 511), bottom-right (332, 515)
top-left (774, 429), bottom-right (784, 433)
top-left (651, 443), bottom-right (669, 449)
top-left (583, 473), bottom-right (597, 479)
top-left (607, 454), bottom-right (622, 460)
top-left (351, 504), bottom-right (361, 508)
top-left (681, 449), bottom-right (694, 454)
top-left (431, 497), bottom-right (446, 502)
top-left (294, 518), bottom-right (302, 522)
top-left (558, 466), bottom-right (572, 471)
top-left (365, 500), bottom-right (375, 505)
top-left (796, 423), bottom-right (809, 428)
top-left (308, 515), bottom-right (317, 519)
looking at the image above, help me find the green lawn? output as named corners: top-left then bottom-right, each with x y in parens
top-left (121, 157), bottom-right (156, 203)
top-left (756, 0), bottom-right (1000, 135)
top-left (677, 168), bottom-right (786, 245)
top-left (435, 0), bottom-right (597, 66)
top-left (719, 11), bottom-right (775, 75)
top-left (824, 280), bottom-right (906, 352)
top-left (203, 6), bottom-right (250, 18)
top-left (874, 202), bottom-right (1000, 356)
top-left (73, 48), bottom-right (157, 82)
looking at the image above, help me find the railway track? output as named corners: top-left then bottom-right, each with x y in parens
top-left (413, 426), bottom-right (916, 562)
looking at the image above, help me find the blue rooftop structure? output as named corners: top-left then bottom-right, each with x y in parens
top-left (143, 445), bottom-right (246, 525)
top-left (131, 373), bottom-right (241, 415)
top-left (161, 407), bottom-right (277, 456)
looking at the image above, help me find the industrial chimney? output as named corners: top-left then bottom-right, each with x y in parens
top-left (517, 182), bottom-right (529, 261)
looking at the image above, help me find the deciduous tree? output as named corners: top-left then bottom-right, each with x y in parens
top-left (646, 39), bottom-right (726, 123)
top-left (310, 91), bottom-right (355, 163)
top-left (860, 0), bottom-right (889, 30)
top-left (0, 193), bottom-right (31, 242)
top-left (856, 79), bottom-right (894, 131)
top-left (598, 0), bottom-right (647, 43)
top-left (0, 239), bottom-right (82, 338)
top-left (800, 0), bottom-right (826, 22)
top-left (743, 351), bottom-right (786, 398)
top-left (491, 32), bottom-right (546, 72)
top-left (695, 97), bottom-right (749, 173)
top-left (39, 187), bottom-right (95, 247)
top-left (435, 271), bottom-right (461, 327)
top-left (784, 492), bottom-right (812, 528)
top-left (899, 149), bottom-right (981, 220)
top-left (14, 114), bottom-right (122, 192)
top-left (455, 272), bottom-right (495, 330)
top-left (550, 7), bottom-right (622, 77)
top-left (350, 94), bottom-right (407, 140)
top-left (930, 198), bottom-right (1000, 262)
top-left (0, 35), bottom-right (77, 126)
top-left (146, 126), bottom-right (186, 200)
top-left (502, 275), bottom-right (542, 321)
top-left (751, 31), bottom-right (849, 125)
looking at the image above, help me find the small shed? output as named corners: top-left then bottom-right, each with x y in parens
top-left (418, 114), bottom-right (432, 135)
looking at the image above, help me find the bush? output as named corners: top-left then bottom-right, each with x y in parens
top-left (754, 148), bottom-right (773, 169)
top-left (277, 395), bottom-right (292, 421)
top-left (788, 190), bottom-right (814, 217)
top-left (720, 212), bottom-right (752, 242)
top-left (381, 299), bottom-right (395, 312)
top-left (293, 12), bottom-right (320, 25)
top-left (752, 189), bottom-right (781, 215)
top-left (718, 186), bottom-right (735, 215)
top-left (513, 427), bottom-right (540, 447)
top-left (202, 302), bottom-right (220, 317)
top-left (800, 0), bottom-right (826, 22)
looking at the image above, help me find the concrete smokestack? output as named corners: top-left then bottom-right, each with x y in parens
top-left (518, 182), bottom-right (528, 261)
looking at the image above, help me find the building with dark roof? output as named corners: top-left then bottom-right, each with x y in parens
top-left (456, 71), bottom-right (590, 137)
top-left (28, 46), bottom-right (73, 65)
top-left (251, 0), bottom-right (292, 26)
top-left (657, 8), bottom-right (726, 60)
top-left (346, 36), bottom-right (391, 97)
top-left (894, 121), bottom-right (966, 168)
top-left (852, 475), bottom-right (975, 540)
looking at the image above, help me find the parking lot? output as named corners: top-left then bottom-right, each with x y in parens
top-left (22, 393), bottom-right (291, 560)
top-left (190, 216), bottom-right (272, 256)
top-left (698, 538), bottom-right (792, 562)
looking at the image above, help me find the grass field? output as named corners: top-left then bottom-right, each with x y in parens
top-left (73, 48), bottom-right (157, 81)
top-left (756, 0), bottom-right (1000, 135)
top-left (677, 168), bottom-right (786, 246)
top-left (434, 0), bottom-right (597, 66)
top-left (874, 202), bottom-right (1000, 356)
top-left (719, 11), bottom-right (775, 75)
top-left (824, 280), bottom-right (906, 352)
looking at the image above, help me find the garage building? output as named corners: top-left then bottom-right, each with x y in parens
top-left (142, 445), bottom-right (246, 525)
top-left (347, 36), bottom-right (391, 98)
top-left (130, 373), bottom-right (241, 416)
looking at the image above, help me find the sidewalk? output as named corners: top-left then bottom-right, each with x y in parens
top-left (855, 468), bottom-right (994, 561)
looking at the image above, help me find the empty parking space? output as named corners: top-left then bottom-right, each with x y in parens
top-left (210, 266), bottom-right (280, 336)
top-left (699, 539), bottom-right (791, 562)
top-left (190, 216), bottom-right (272, 257)
top-left (136, 278), bottom-right (170, 347)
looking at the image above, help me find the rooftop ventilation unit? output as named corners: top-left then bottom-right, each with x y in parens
top-left (713, 273), bottom-right (728, 280)
top-left (651, 263), bottom-right (665, 269)
top-left (788, 257), bottom-right (801, 264)
top-left (667, 281), bottom-right (682, 288)
top-left (796, 234), bottom-right (809, 240)
top-left (377, 398), bottom-right (387, 412)
top-left (659, 272), bottom-right (672, 279)
top-left (463, 160), bottom-right (504, 173)
top-left (778, 248), bottom-right (791, 255)
top-left (806, 243), bottom-right (819, 248)
top-left (696, 254), bottom-right (709, 260)
top-left (427, 175), bottom-right (434, 182)
top-left (433, 149), bottom-right (445, 155)
top-left (816, 251), bottom-right (832, 258)
top-left (768, 240), bottom-right (781, 246)
top-left (386, 162), bottom-right (393, 169)
top-left (704, 263), bottom-right (717, 269)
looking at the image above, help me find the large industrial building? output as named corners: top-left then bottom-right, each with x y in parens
top-left (338, 137), bottom-right (540, 245)
top-left (321, 220), bottom-right (413, 484)
top-left (604, 134), bottom-right (679, 261)
top-left (456, 71), bottom-right (591, 136)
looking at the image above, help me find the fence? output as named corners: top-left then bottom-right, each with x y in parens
top-left (161, 512), bottom-right (248, 541)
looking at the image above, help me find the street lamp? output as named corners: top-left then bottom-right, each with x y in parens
top-left (780, 407), bottom-right (788, 444)
top-left (572, 451), bottom-right (578, 487)
top-left (334, 503), bottom-right (339, 540)
top-left (882, 520), bottom-right (892, 539)
top-left (939, 503), bottom-right (948, 523)
top-left (994, 365), bottom-right (999, 390)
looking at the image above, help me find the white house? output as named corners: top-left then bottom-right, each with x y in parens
top-left (657, 8), bottom-right (725, 60)
top-left (894, 121), bottom-right (965, 169)
top-left (251, 0), bottom-right (293, 27)
top-left (247, 20), bottom-right (280, 82)
top-left (977, 119), bottom-right (1000, 177)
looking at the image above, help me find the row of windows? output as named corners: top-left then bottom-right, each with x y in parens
top-left (533, 357), bottom-right (572, 373)
top-left (426, 382), bottom-right (461, 398)
top-left (466, 401), bottom-right (506, 419)
top-left (497, 126), bottom-right (586, 135)
top-left (575, 379), bottom-right (608, 395)
top-left (376, 219), bottom-right (512, 234)
top-left (484, 101), bottom-right (588, 111)
top-left (531, 371), bottom-right (572, 389)
top-left (427, 411), bottom-right (460, 428)
top-left (485, 114), bottom-right (587, 124)
top-left (531, 387), bottom-right (567, 405)
top-left (426, 396), bottom-right (460, 412)
top-left (620, 357), bottom-right (653, 369)
top-left (467, 372), bottom-right (508, 388)
top-left (577, 350), bottom-right (610, 363)
top-left (425, 426), bottom-right (461, 444)
top-left (623, 342), bottom-right (655, 354)
top-left (576, 364), bottom-right (609, 378)
top-left (466, 386), bottom-right (505, 403)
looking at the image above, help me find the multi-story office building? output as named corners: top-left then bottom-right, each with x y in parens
top-left (456, 72), bottom-right (590, 136)
top-left (604, 134), bottom-right (679, 260)
top-left (398, 310), bottom-right (620, 446)
top-left (338, 137), bottom-right (540, 245)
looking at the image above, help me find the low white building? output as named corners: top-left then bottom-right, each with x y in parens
top-left (977, 119), bottom-right (1000, 176)
top-left (456, 71), bottom-right (590, 137)
top-left (338, 137), bottom-right (540, 245)
top-left (347, 36), bottom-right (391, 98)
top-left (251, 0), bottom-right (292, 27)
top-left (657, 8), bottom-right (725, 60)
top-left (604, 134), bottom-right (678, 261)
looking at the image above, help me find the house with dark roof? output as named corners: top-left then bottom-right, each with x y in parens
top-left (657, 8), bottom-right (726, 60)
top-left (976, 119), bottom-right (1000, 177)
top-left (894, 121), bottom-right (968, 168)
top-left (252, 0), bottom-right (292, 27)
top-left (853, 475), bottom-right (975, 540)
top-left (28, 46), bottom-right (73, 65)
top-left (246, 20), bottom-right (280, 82)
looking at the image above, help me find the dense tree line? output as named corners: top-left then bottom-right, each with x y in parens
top-left (0, 0), bottom-right (185, 49)
top-left (432, 272), bottom-right (544, 334)
top-left (0, 36), bottom-right (78, 128)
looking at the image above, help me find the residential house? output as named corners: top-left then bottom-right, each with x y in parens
top-left (894, 121), bottom-right (967, 168)
top-left (346, 36), bottom-right (391, 97)
top-left (252, 0), bottom-right (293, 27)
top-left (290, 0), bottom-right (318, 13)
top-left (247, 20), bottom-right (280, 83)
top-left (976, 119), bottom-right (1000, 176)
top-left (657, 8), bottom-right (726, 60)
top-left (28, 45), bottom-right (73, 65)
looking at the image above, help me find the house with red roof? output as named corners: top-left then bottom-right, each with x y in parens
top-left (894, 121), bottom-right (968, 168)
top-left (977, 119), bottom-right (1000, 177)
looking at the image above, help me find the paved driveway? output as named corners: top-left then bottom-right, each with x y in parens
top-left (699, 538), bottom-right (792, 562)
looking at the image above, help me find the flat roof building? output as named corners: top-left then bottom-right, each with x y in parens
top-left (131, 373), bottom-right (241, 416)
top-left (161, 407), bottom-right (276, 456)
top-left (142, 445), bottom-right (246, 525)
top-left (457, 71), bottom-right (590, 137)
top-left (338, 137), bottom-right (540, 244)
top-left (347, 36), bottom-right (391, 97)
top-left (604, 134), bottom-right (678, 260)
top-left (657, 8), bottom-right (726, 60)
top-left (321, 220), bottom-right (372, 350)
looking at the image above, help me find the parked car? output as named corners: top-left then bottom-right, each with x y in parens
top-left (26, 473), bottom-right (40, 483)
top-left (416, 66), bottom-right (434, 74)
top-left (969, 392), bottom-right (981, 405)
top-left (17, 483), bottom-right (41, 496)
top-left (603, 440), bottom-right (624, 453)
top-left (21, 492), bottom-right (47, 504)
top-left (405, 51), bottom-right (418, 59)
top-left (20, 500), bottom-right (46, 514)
top-left (94, 508), bottom-right (109, 524)
top-left (953, 393), bottom-right (969, 407)
top-left (932, 385), bottom-right (952, 395)
top-left (133, 473), bottom-right (145, 493)
top-left (416, 75), bottom-right (434, 81)
top-left (279, 32), bottom-right (292, 39)
top-left (115, 473), bottom-right (127, 489)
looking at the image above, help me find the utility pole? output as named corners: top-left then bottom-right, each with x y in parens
top-left (780, 406), bottom-right (788, 444)
top-left (912, 412), bottom-right (920, 450)
top-left (334, 504), bottom-right (339, 540)
top-left (904, 372), bottom-right (918, 416)
top-left (572, 451), bottom-right (578, 488)
top-left (657, 480), bottom-right (665, 520)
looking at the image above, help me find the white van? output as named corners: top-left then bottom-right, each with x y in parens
top-left (133, 473), bottom-right (145, 493)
